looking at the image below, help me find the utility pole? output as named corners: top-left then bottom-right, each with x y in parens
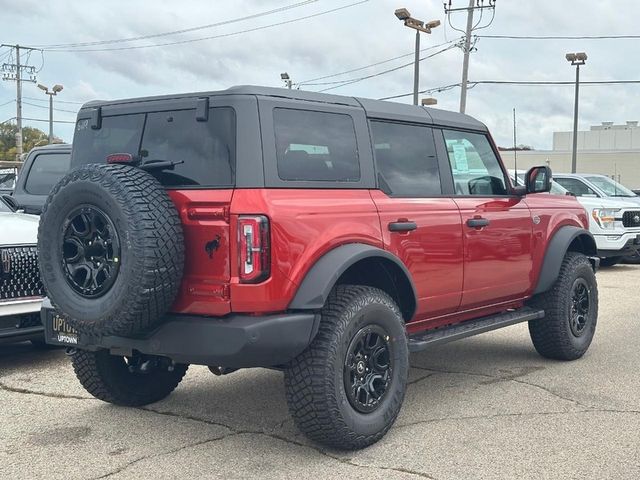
top-left (566, 52), bottom-right (587, 173)
top-left (394, 8), bottom-right (440, 106)
top-left (1, 44), bottom-right (40, 160)
top-left (444, 0), bottom-right (496, 113)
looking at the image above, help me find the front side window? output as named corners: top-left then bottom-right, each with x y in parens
top-left (25, 153), bottom-right (71, 195)
top-left (442, 129), bottom-right (508, 196)
top-left (370, 121), bottom-right (441, 196)
top-left (554, 177), bottom-right (599, 197)
top-left (274, 108), bottom-right (360, 182)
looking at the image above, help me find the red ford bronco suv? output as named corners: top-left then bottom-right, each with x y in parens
top-left (39, 86), bottom-right (598, 450)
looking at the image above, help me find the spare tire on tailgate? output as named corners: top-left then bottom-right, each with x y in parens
top-left (38, 163), bottom-right (184, 337)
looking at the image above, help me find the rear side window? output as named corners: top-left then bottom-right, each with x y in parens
top-left (25, 153), bottom-right (71, 195)
top-left (442, 129), bottom-right (508, 196)
top-left (72, 107), bottom-right (235, 188)
top-left (370, 121), bottom-right (441, 196)
top-left (274, 108), bottom-right (360, 182)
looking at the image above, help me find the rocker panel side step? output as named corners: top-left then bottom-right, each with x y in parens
top-left (408, 307), bottom-right (545, 352)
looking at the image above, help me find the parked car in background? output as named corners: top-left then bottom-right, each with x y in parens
top-left (0, 167), bottom-right (17, 195)
top-left (38, 86), bottom-right (598, 450)
top-left (554, 173), bottom-right (640, 266)
top-left (0, 196), bottom-right (46, 346)
top-left (11, 144), bottom-right (71, 215)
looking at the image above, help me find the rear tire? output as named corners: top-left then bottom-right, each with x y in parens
top-left (528, 252), bottom-right (598, 360)
top-left (71, 349), bottom-right (188, 406)
top-left (284, 285), bottom-right (409, 450)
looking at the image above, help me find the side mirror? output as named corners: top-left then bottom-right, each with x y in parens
top-left (1, 194), bottom-right (19, 212)
top-left (525, 166), bottom-right (552, 194)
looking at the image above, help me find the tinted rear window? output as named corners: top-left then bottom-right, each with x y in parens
top-left (273, 108), bottom-right (360, 182)
top-left (25, 153), bottom-right (71, 195)
top-left (72, 107), bottom-right (235, 188)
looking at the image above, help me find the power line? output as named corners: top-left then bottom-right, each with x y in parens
top-left (23, 96), bottom-right (84, 105)
top-left (477, 34), bottom-right (640, 40)
top-left (0, 100), bottom-right (14, 107)
top-left (315, 44), bottom-right (459, 93)
top-left (40, 1), bottom-right (369, 52)
top-left (296, 38), bottom-right (462, 86)
top-left (32, 0), bottom-right (318, 49)
top-left (378, 79), bottom-right (640, 101)
top-left (2, 116), bottom-right (75, 124)
top-left (22, 101), bottom-right (78, 114)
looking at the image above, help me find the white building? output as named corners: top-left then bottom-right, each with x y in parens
top-left (500, 122), bottom-right (640, 189)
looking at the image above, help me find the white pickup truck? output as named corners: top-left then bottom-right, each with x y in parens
top-left (554, 174), bottom-right (640, 266)
top-left (511, 171), bottom-right (640, 267)
top-left (0, 196), bottom-right (45, 345)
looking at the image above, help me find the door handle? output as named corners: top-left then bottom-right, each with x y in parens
top-left (466, 217), bottom-right (490, 228)
top-left (388, 221), bottom-right (417, 232)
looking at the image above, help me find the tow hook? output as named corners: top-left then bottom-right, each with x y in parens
top-left (65, 347), bottom-right (77, 356)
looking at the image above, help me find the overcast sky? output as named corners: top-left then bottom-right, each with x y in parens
top-left (2, 0), bottom-right (639, 149)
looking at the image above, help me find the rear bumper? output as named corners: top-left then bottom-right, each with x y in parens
top-left (42, 300), bottom-right (319, 368)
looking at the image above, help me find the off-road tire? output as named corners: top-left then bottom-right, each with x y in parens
top-left (71, 349), bottom-right (188, 406)
top-left (622, 252), bottom-right (640, 264)
top-left (599, 256), bottom-right (621, 267)
top-left (284, 285), bottom-right (409, 450)
top-left (38, 163), bottom-right (184, 337)
top-left (528, 252), bottom-right (598, 360)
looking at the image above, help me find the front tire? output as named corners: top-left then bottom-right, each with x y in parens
top-left (528, 252), bottom-right (598, 360)
top-left (284, 285), bottom-right (409, 450)
top-left (71, 349), bottom-right (188, 406)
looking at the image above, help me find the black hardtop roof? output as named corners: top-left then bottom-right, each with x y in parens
top-left (81, 85), bottom-right (486, 131)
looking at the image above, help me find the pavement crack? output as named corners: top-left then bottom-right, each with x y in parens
top-left (0, 380), bottom-right (93, 401)
top-left (408, 372), bottom-right (436, 386)
top-left (92, 433), bottom-right (238, 479)
top-left (412, 366), bottom-right (592, 408)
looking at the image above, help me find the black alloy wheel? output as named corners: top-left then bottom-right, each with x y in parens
top-left (344, 325), bottom-right (393, 413)
top-left (62, 205), bottom-right (121, 298)
top-left (569, 278), bottom-right (590, 337)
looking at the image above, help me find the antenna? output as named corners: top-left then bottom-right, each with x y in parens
top-left (513, 107), bottom-right (518, 184)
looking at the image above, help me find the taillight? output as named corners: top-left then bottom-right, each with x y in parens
top-left (238, 215), bottom-right (270, 283)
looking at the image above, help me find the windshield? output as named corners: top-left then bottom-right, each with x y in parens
top-left (585, 176), bottom-right (637, 197)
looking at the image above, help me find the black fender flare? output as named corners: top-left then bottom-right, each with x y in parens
top-left (288, 243), bottom-right (418, 318)
top-left (534, 225), bottom-right (597, 294)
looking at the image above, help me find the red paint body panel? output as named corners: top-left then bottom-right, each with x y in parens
top-left (369, 190), bottom-right (463, 319)
top-left (167, 190), bottom-right (233, 316)
top-left (229, 189), bottom-right (382, 313)
top-left (454, 196), bottom-right (533, 309)
top-left (167, 186), bottom-right (589, 336)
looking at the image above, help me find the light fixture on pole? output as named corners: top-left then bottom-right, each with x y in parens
top-left (280, 72), bottom-right (292, 89)
top-left (565, 52), bottom-right (586, 173)
top-left (37, 83), bottom-right (63, 144)
top-left (421, 97), bottom-right (438, 106)
top-left (394, 8), bottom-right (440, 106)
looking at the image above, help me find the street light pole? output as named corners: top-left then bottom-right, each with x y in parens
top-left (566, 52), bottom-right (587, 174)
top-left (394, 8), bottom-right (440, 106)
top-left (413, 30), bottom-right (420, 106)
top-left (37, 83), bottom-right (63, 144)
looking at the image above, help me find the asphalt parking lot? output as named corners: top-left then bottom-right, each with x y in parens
top-left (1, 265), bottom-right (639, 480)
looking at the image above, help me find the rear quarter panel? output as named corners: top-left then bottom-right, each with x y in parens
top-left (229, 189), bottom-right (382, 312)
